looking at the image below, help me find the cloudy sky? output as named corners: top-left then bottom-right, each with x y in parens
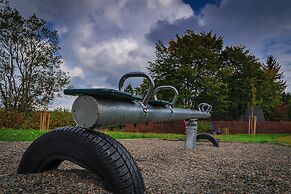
top-left (10, 0), bottom-right (291, 109)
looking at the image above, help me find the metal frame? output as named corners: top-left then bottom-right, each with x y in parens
top-left (153, 85), bottom-right (179, 108)
top-left (71, 96), bottom-right (211, 129)
top-left (118, 72), bottom-right (155, 106)
top-left (185, 119), bottom-right (198, 149)
top-left (69, 72), bottom-right (213, 150)
top-left (198, 103), bottom-right (212, 113)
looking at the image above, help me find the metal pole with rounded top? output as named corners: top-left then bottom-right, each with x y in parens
top-left (185, 119), bottom-right (198, 149)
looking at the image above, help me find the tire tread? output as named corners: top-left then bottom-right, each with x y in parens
top-left (17, 126), bottom-right (145, 194)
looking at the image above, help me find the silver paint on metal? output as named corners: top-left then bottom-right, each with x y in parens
top-left (185, 119), bottom-right (198, 149)
top-left (71, 96), bottom-right (99, 128)
top-left (71, 95), bottom-right (210, 129)
top-left (118, 72), bottom-right (155, 106)
top-left (153, 85), bottom-right (179, 108)
top-left (198, 103), bottom-right (212, 113)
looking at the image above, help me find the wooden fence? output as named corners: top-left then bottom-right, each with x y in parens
top-left (123, 121), bottom-right (185, 134)
top-left (1, 110), bottom-right (291, 133)
top-left (212, 121), bottom-right (291, 134)
top-left (123, 120), bottom-right (291, 134)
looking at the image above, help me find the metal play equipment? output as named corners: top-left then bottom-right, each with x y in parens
top-left (18, 72), bottom-right (217, 194)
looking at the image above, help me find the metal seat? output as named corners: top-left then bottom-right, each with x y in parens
top-left (64, 88), bottom-right (139, 101)
top-left (64, 88), bottom-right (171, 107)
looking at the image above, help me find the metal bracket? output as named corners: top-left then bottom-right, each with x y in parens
top-left (135, 101), bottom-right (148, 113)
top-left (168, 106), bottom-right (174, 113)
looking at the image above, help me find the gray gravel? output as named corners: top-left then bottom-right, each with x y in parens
top-left (0, 139), bottom-right (290, 193)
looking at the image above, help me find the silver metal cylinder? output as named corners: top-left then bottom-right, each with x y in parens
top-left (71, 95), bottom-right (210, 129)
top-left (185, 119), bottom-right (198, 149)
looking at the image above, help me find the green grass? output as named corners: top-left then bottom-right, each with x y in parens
top-left (0, 129), bottom-right (47, 141)
top-left (104, 131), bottom-right (184, 139)
top-left (0, 128), bottom-right (290, 145)
top-left (215, 134), bottom-right (291, 145)
top-left (276, 136), bottom-right (291, 145)
top-left (0, 128), bottom-right (184, 142)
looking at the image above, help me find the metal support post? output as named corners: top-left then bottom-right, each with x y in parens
top-left (185, 119), bottom-right (198, 150)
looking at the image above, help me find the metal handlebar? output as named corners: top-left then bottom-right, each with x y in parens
top-left (153, 85), bottom-right (179, 108)
top-left (119, 72), bottom-right (155, 106)
top-left (198, 103), bottom-right (212, 113)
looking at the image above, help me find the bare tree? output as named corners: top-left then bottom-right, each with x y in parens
top-left (0, 3), bottom-right (69, 111)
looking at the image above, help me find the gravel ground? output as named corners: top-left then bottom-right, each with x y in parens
top-left (0, 139), bottom-right (290, 193)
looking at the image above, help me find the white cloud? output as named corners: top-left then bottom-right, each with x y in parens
top-left (78, 38), bottom-right (138, 66)
top-left (60, 60), bottom-right (85, 79)
top-left (146, 0), bottom-right (194, 23)
top-left (11, 0), bottom-right (192, 81)
top-left (10, 0), bottom-right (194, 108)
top-left (55, 26), bottom-right (68, 36)
top-left (74, 37), bottom-right (153, 77)
top-left (49, 95), bottom-right (75, 111)
top-left (9, 0), bottom-right (291, 110)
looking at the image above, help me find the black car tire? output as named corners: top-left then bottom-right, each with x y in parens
top-left (18, 126), bottom-right (145, 194)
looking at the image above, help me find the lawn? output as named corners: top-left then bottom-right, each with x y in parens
top-left (215, 134), bottom-right (291, 145)
top-left (0, 128), bottom-right (290, 145)
top-left (0, 128), bottom-right (184, 142)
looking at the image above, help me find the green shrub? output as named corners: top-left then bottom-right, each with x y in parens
top-left (0, 109), bottom-right (25, 129)
top-left (50, 108), bottom-right (75, 129)
top-left (19, 112), bottom-right (40, 129)
top-left (0, 108), bottom-right (75, 130)
top-left (197, 120), bottom-right (211, 133)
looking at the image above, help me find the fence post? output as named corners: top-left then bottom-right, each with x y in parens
top-left (39, 111), bottom-right (51, 130)
top-left (43, 111), bottom-right (47, 130)
top-left (249, 116), bottom-right (252, 134)
top-left (253, 116), bottom-right (257, 135)
top-left (39, 111), bottom-right (43, 130)
top-left (47, 112), bottom-right (51, 130)
top-left (248, 115), bottom-right (257, 135)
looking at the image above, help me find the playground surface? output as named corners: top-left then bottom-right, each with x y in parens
top-left (0, 139), bottom-right (290, 193)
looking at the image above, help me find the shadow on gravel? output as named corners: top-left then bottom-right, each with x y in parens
top-left (56, 168), bottom-right (108, 190)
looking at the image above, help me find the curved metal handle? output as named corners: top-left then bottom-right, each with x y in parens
top-left (198, 103), bottom-right (212, 113)
top-left (153, 85), bottom-right (179, 107)
top-left (119, 72), bottom-right (155, 106)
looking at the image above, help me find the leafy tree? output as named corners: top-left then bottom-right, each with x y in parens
top-left (221, 46), bottom-right (267, 119)
top-left (149, 31), bottom-right (287, 120)
top-left (280, 92), bottom-right (291, 120)
top-left (124, 84), bottom-right (134, 94)
top-left (261, 56), bottom-right (286, 119)
top-left (148, 31), bottom-right (230, 118)
top-left (270, 103), bottom-right (289, 121)
top-left (0, 2), bottom-right (69, 111)
top-left (265, 56), bottom-right (286, 91)
top-left (222, 51), bottom-right (286, 120)
top-left (282, 92), bottom-right (291, 104)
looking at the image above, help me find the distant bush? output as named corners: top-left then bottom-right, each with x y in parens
top-left (50, 108), bottom-right (75, 129)
top-left (0, 110), bottom-right (24, 129)
top-left (197, 120), bottom-right (211, 133)
top-left (18, 111), bottom-right (40, 129)
top-left (0, 109), bottom-right (74, 130)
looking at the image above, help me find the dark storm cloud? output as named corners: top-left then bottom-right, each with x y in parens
top-left (8, 0), bottom-right (291, 108)
top-left (146, 17), bottom-right (201, 44)
top-left (147, 0), bottom-right (291, 92)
